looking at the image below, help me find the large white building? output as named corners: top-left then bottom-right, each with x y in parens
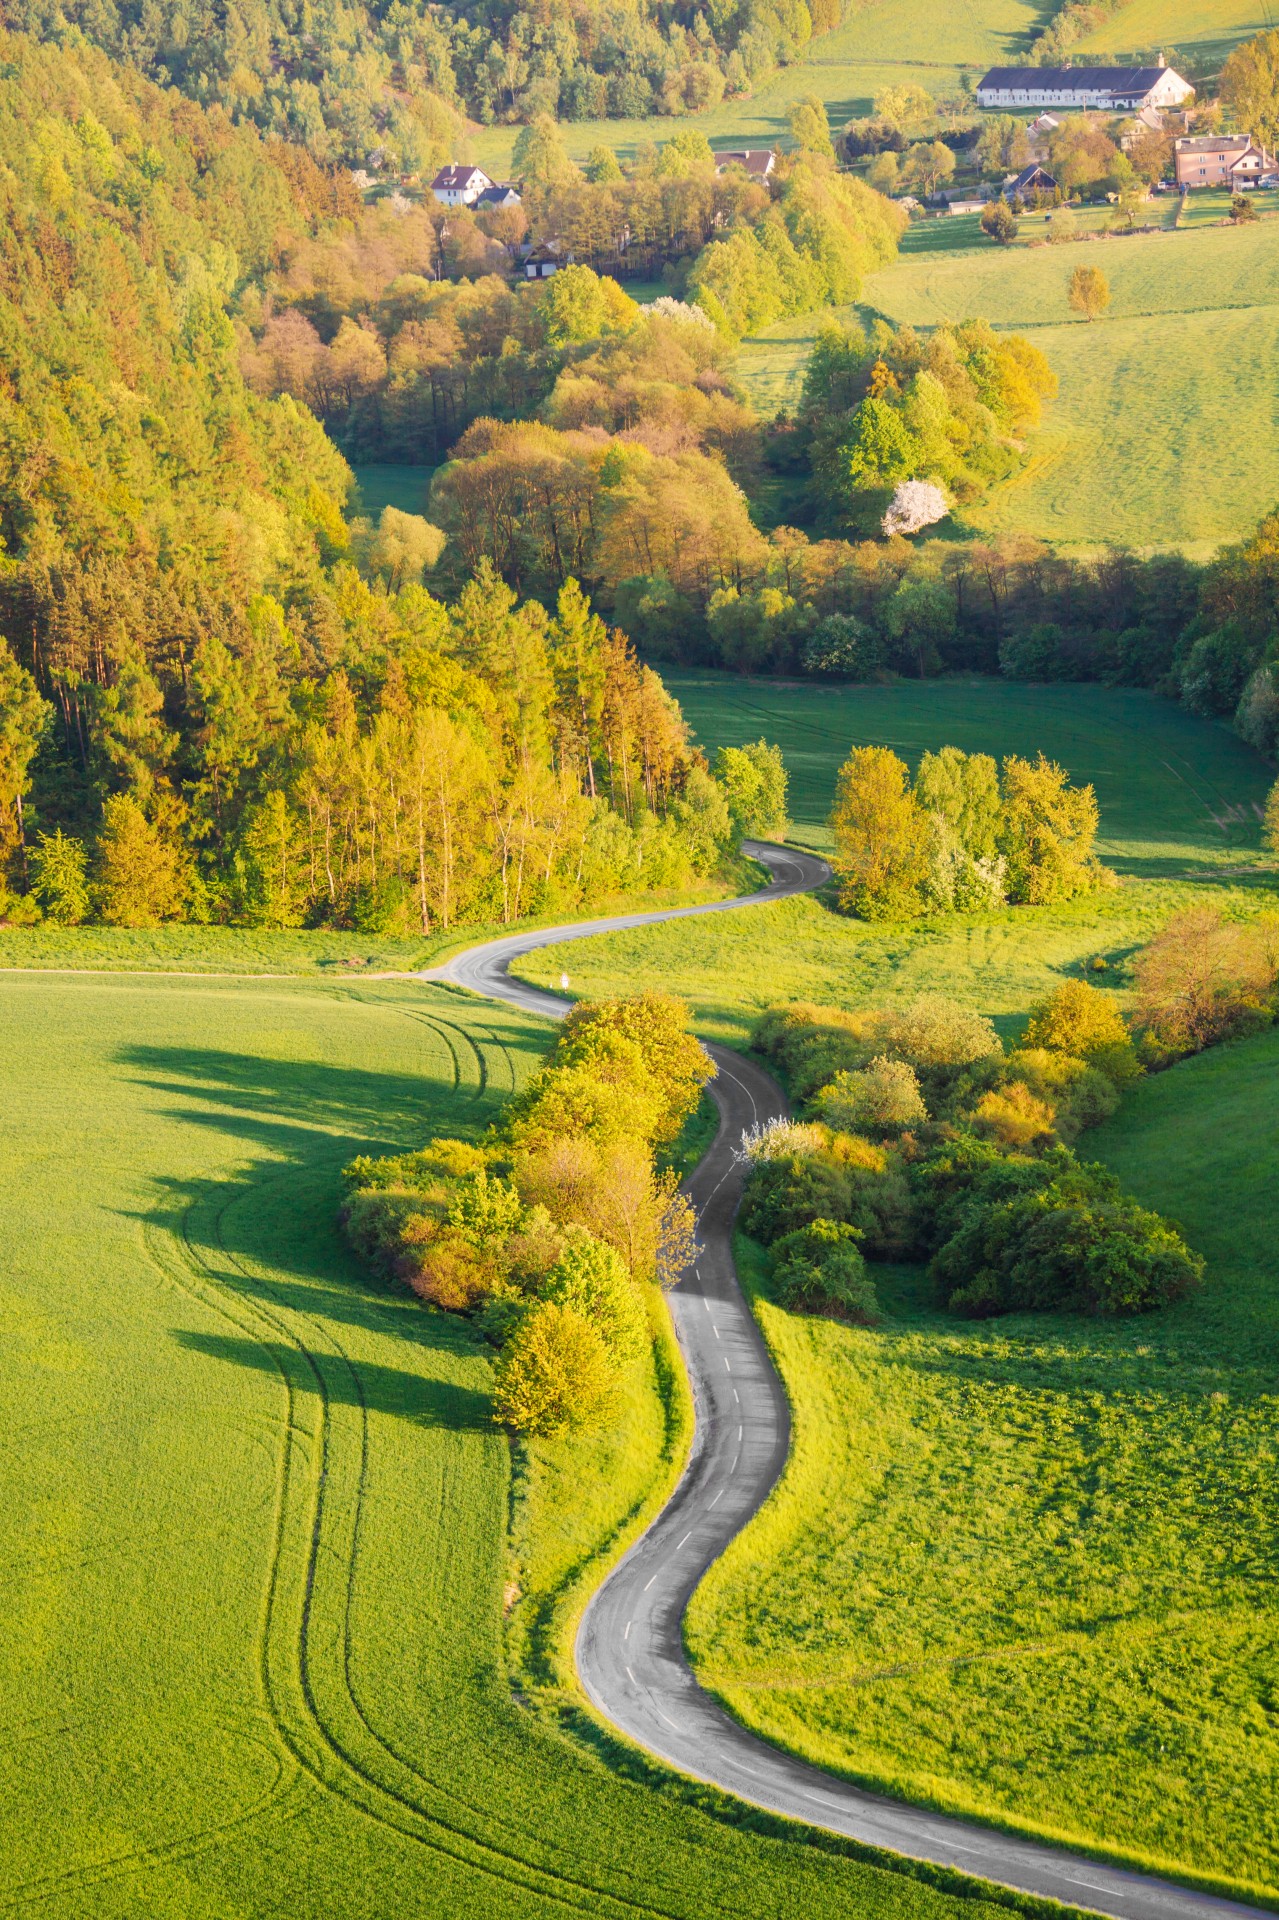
top-left (975, 64), bottom-right (1193, 111)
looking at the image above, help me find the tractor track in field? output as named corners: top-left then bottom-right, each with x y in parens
top-left (426, 840), bottom-right (1263, 1920)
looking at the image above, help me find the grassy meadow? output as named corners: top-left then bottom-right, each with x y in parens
top-left (512, 676), bottom-right (1279, 1890)
top-left (0, 968), bottom-right (1037, 1920)
top-left (1074, 0), bottom-right (1268, 61)
top-left (735, 216), bottom-right (1279, 552)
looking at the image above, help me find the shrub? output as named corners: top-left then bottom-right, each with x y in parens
top-left (825, 1131), bottom-right (917, 1257)
top-left (1005, 1048), bottom-right (1120, 1141)
top-left (970, 1081), bottom-right (1057, 1151)
top-left (1133, 907), bottom-right (1279, 1057)
top-left (448, 1169), bottom-right (523, 1247)
top-left (539, 1228), bottom-right (648, 1361)
top-left (1023, 978), bottom-right (1140, 1083)
top-left (812, 1057), bottom-right (927, 1136)
top-left (931, 1191), bottom-right (1204, 1318)
top-left (770, 1218), bottom-right (878, 1322)
top-left (911, 1137), bottom-right (1116, 1254)
top-left (880, 994), bottom-right (1001, 1075)
top-left (491, 1302), bottom-right (618, 1435)
top-left (739, 1117), bottom-right (827, 1163)
top-left (741, 1150), bottom-right (853, 1244)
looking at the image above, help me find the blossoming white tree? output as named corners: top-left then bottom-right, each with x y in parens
top-left (883, 479), bottom-right (950, 537)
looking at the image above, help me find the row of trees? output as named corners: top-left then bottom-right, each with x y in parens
top-left (828, 743), bottom-right (1111, 921)
top-left (342, 992), bottom-right (715, 1434)
top-left (744, 980), bottom-right (1202, 1322)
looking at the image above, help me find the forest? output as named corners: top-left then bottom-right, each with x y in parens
top-left (6, 0), bottom-right (839, 167)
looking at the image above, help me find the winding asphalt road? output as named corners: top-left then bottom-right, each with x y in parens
top-left (422, 845), bottom-right (1259, 1920)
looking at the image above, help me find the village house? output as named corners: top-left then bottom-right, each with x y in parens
top-left (713, 149), bottom-right (776, 179)
top-left (430, 164), bottom-right (495, 206)
top-left (523, 239), bottom-right (574, 279)
top-left (1006, 163), bottom-right (1057, 198)
top-left (474, 182), bottom-right (522, 209)
top-left (1173, 133), bottom-right (1277, 188)
top-left (976, 63), bottom-right (1193, 111)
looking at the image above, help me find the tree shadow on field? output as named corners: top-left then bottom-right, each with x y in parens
top-left (114, 1039), bottom-right (524, 1432)
top-left (171, 1329), bottom-right (493, 1431)
top-left (118, 1042), bottom-right (494, 1157)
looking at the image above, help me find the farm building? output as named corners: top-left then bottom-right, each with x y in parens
top-left (430, 164), bottom-right (495, 206)
top-left (975, 64), bottom-right (1193, 110)
top-left (1173, 134), bottom-right (1277, 188)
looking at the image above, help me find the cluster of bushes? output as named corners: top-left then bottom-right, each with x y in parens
top-left (742, 980), bottom-right (1204, 1323)
top-left (806, 316), bottom-right (1056, 537)
top-left (829, 742), bottom-right (1113, 922)
top-left (342, 993), bottom-right (713, 1434)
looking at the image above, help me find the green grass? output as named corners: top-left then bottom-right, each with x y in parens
top-left (349, 463), bottom-right (438, 517)
top-left (735, 215), bottom-right (1279, 552)
top-left (663, 672), bottom-right (1275, 874)
top-left (1074, 0), bottom-right (1267, 61)
top-left (0, 968), bottom-right (1043, 1919)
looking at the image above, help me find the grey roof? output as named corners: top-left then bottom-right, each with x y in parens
top-left (1174, 133), bottom-right (1251, 152)
top-left (1008, 163), bottom-right (1057, 191)
top-left (978, 66), bottom-right (1169, 92)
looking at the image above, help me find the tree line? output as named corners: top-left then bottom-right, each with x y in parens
top-left (342, 992), bottom-right (715, 1434)
top-left (1, 562), bottom-right (791, 930)
top-left (827, 742), bottom-right (1111, 922)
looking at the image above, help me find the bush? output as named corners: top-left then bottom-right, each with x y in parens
top-left (1133, 907), bottom-right (1279, 1057)
top-left (812, 1056), bottom-right (926, 1136)
top-left (770, 1218), bottom-right (878, 1322)
top-left (491, 1302), bottom-right (618, 1435)
top-left (969, 1081), bottom-right (1057, 1150)
top-left (1005, 1048), bottom-right (1120, 1141)
top-left (911, 1137), bottom-right (1116, 1254)
top-left (880, 994), bottom-right (1001, 1076)
top-left (741, 1150), bottom-right (853, 1244)
top-left (825, 1132), bottom-right (917, 1257)
top-left (931, 1191), bottom-right (1204, 1318)
top-left (1022, 978), bottom-right (1140, 1083)
top-left (539, 1228), bottom-right (647, 1361)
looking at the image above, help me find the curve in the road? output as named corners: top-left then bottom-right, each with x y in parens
top-left (423, 844), bottom-right (1260, 1920)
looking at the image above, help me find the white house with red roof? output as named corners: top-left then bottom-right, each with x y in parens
top-left (430, 164), bottom-right (496, 206)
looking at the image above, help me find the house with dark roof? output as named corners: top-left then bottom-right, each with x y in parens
top-left (1006, 163), bottom-right (1057, 198)
top-left (713, 149), bottom-right (776, 178)
top-left (976, 64), bottom-right (1193, 111)
top-left (523, 238), bottom-right (574, 278)
top-left (430, 164), bottom-right (495, 206)
top-left (475, 183), bottom-right (522, 209)
top-left (1174, 133), bottom-right (1277, 189)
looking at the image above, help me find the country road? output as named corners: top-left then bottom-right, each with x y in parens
top-left (423, 843), bottom-right (1259, 1920)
